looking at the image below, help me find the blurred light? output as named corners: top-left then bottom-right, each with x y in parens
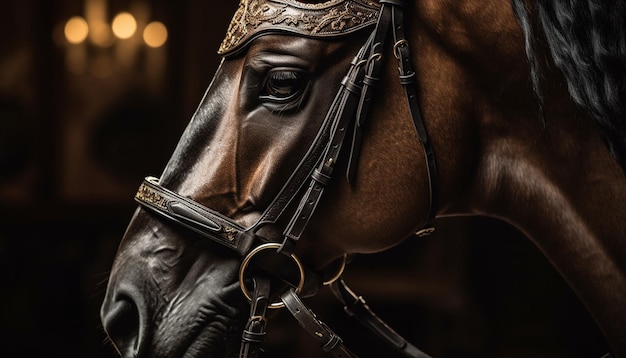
top-left (86, 0), bottom-right (112, 46)
top-left (112, 12), bottom-right (137, 39)
top-left (64, 16), bottom-right (89, 44)
top-left (90, 21), bottom-right (114, 47)
top-left (143, 22), bottom-right (168, 48)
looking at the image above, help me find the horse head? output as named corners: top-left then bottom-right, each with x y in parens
top-left (101, 0), bottom-right (626, 357)
top-left (101, 1), bottom-right (435, 356)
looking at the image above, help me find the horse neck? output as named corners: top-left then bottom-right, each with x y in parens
top-left (410, 1), bottom-right (626, 352)
top-left (469, 82), bottom-right (626, 353)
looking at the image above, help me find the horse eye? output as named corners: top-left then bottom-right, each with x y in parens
top-left (261, 70), bottom-right (306, 102)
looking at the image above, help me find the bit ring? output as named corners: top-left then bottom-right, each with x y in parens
top-left (323, 254), bottom-right (348, 286)
top-left (239, 243), bottom-right (306, 309)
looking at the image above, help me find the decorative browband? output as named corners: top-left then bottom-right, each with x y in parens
top-left (218, 0), bottom-right (381, 56)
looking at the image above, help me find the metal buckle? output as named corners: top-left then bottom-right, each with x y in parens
top-left (366, 52), bottom-right (383, 68)
top-left (239, 243), bottom-right (306, 309)
top-left (393, 39), bottom-right (409, 60)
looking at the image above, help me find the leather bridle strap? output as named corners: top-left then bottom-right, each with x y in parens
top-left (281, 289), bottom-right (358, 358)
top-left (278, 33), bottom-right (375, 255)
top-left (347, 0), bottom-right (392, 182)
top-left (389, 0), bottom-right (438, 234)
top-left (280, 281), bottom-right (432, 358)
top-left (239, 277), bottom-right (271, 358)
top-left (330, 279), bottom-right (432, 358)
top-left (252, 36), bottom-right (374, 230)
top-left (279, 0), bottom-right (438, 255)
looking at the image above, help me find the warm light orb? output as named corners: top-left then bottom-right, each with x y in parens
top-left (64, 16), bottom-right (89, 44)
top-left (112, 12), bottom-right (137, 39)
top-left (143, 21), bottom-right (168, 48)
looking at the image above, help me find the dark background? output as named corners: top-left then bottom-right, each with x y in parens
top-left (0, 0), bottom-right (611, 357)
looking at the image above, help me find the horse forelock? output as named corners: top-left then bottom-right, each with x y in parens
top-left (512, 0), bottom-right (626, 174)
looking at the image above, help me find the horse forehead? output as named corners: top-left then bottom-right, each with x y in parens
top-left (243, 34), bottom-right (340, 63)
top-left (218, 0), bottom-right (380, 56)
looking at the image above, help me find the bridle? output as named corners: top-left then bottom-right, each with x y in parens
top-left (133, 0), bottom-right (437, 357)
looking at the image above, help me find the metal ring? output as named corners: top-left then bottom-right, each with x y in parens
top-left (239, 243), bottom-right (306, 309)
top-left (323, 254), bottom-right (348, 286)
top-left (393, 39), bottom-right (409, 60)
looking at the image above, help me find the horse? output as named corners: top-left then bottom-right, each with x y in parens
top-left (100, 0), bottom-right (626, 357)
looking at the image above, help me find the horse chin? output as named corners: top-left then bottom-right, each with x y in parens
top-left (179, 325), bottom-right (241, 358)
top-left (147, 280), bottom-right (248, 358)
top-left (177, 320), bottom-right (242, 358)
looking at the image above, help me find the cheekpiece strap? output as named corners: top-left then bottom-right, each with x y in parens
top-left (218, 0), bottom-right (381, 56)
top-left (240, 277), bottom-right (271, 358)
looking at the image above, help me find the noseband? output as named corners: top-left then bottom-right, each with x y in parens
top-left (134, 0), bottom-right (436, 357)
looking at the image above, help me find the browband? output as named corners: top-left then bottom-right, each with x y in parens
top-left (218, 0), bottom-right (380, 56)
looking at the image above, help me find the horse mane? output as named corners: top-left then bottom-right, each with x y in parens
top-left (511, 0), bottom-right (626, 174)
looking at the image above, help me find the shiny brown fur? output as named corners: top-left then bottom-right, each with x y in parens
top-left (101, 1), bottom-right (626, 356)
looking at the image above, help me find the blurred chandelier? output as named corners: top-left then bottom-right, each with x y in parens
top-left (58, 0), bottom-right (168, 77)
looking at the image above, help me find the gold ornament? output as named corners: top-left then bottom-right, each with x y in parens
top-left (218, 0), bottom-right (380, 56)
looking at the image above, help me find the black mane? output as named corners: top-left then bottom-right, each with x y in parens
top-left (512, 0), bottom-right (626, 173)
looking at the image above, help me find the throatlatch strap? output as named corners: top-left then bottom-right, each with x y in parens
top-left (390, 2), bottom-right (438, 233)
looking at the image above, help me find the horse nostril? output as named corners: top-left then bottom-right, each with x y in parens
top-left (102, 295), bottom-right (141, 357)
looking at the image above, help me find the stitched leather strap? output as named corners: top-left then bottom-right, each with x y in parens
top-left (240, 277), bottom-right (271, 358)
top-left (281, 289), bottom-right (358, 358)
top-left (390, 1), bottom-right (438, 233)
top-left (347, 1), bottom-right (393, 182)
top-left (331, 279), bottom-right (432, 358)
top-left (278, 34), bottom-right (375, 255)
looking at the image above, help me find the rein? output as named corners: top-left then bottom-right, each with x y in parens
top-left (134, 1), bottom-right (435, 357)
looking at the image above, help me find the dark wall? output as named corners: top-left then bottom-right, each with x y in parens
top-left (0, 1), bottom-right (609, 357)
top-left (0, 1), bottom-right (236, 356)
